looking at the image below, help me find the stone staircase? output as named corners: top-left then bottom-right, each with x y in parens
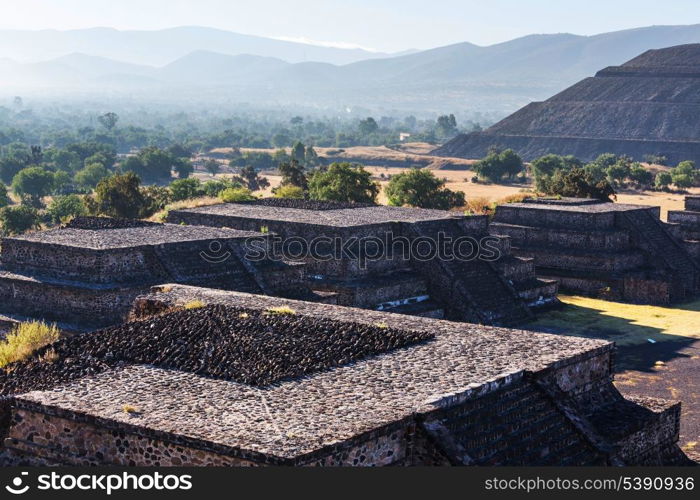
top-left (407, 219), bottom-right (531, 326)
top-left (620, 209), bottom-right (700, 298)
top-left (419, 376), bottom-right (690, 466)
top-left (152, 241), bottom-right (261, 294)
top-left (420, 381), bottom-right (604, 465)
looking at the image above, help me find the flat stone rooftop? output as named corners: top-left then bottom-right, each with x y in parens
top-left (14, 285), bottom-right (611, 463)
top-left (8, 223), bottom-right (260, 250)
top-left (175, 202), bottom-right (462, 227)
top-left (507, 198), bottom-right (653, 213)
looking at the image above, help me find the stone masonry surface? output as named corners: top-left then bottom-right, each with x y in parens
top-left (6, 285), bottom-right (611, 461)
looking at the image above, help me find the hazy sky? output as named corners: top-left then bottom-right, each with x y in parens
top-left (3, 0), bottom-right (700, 52)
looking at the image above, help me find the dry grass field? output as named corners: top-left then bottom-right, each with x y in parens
top-left (202, 145), bottom-right (700, 218)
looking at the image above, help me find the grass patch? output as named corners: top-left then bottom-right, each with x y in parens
top-left (184, 300), bottom-right (206, 310)
top-left (0, 321), bottom-right (60, 368)
top-left (148, 196), bottom-right (221, 222)
top-left (122, 404), bottom-right (141, 415)
top-left (265, 306), bottom-right (297, 316)
top-left (527, 295), bottom-right (700, 346)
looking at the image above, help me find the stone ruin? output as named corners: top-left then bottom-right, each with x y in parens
top-left (490, 198), bottom-right (700, 304)
top-left (166, 199), bottom-right (558, 326)
top-left (0, 285), bottom-right (690, 466)
top-left (0, 217), bottom-right (306, 329)
top-left (668, 196), bottom-right (700, 262)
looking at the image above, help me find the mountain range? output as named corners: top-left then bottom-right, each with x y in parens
top-left (3, 24), bottom-right (700, 114)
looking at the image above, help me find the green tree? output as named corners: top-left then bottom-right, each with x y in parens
top-left (173, 158), bottom-right (194, 179)
top-left (606, 161), bottom-right (631, 185)
top-left (628, 163), bottom-right (653, 188)
top-left (90, 172), bottom-right (148, 219)
top-left (385, 168), bottom-right (465, 209)
top-left (97, 112), bottom-right (119, 131)
top-left (473, 149), bottom-right (523, 182)
top-left (589, 153), bottom-right (619, 170)
top-left (655, 171), bottom-right (673, 190)
top-left (52, 170), bottom-right (72, 195)
top-left (47, 195), bottom-right (87, 224)
top-left (546, 167), bottom-right (616, 201)
top-left (291, 141), bottom-right (306, 164)
top-left (531, 154), bottom-right (568, 192)
top-left (358, 117), bottom-right (379, 136)
top-left (11, 166), bottom-right (55, 207)
top-left (203, 159), bottom-right (221, 176)
top-left (74, 163), bottom-right (110, 190)
top-left (308, 162), bottom-right (379, 203)
top-left (234, 166), bottom-right (270, 191)
top-left (0, 205), bottom-right (39, 235)
top-left (122, 147), bottom-right (175, 184)
top-left (0, 158), bottom-right (27, 184)
top-left (170, 178), bottom-right (202, 201)
top-left (305, 145), bottom-right (320, 168)
top-left (277, 159), bottom-right (308, 190)
top-left (0, 182), bottom-right (10, 208)
top-left (436, 114), bottom-right (457, 138)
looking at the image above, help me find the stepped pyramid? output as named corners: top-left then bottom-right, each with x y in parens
top-left (435, 44), bottom-right (700, 163)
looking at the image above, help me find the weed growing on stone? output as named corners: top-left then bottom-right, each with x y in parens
top-left (0, 321), bottom-right (60, 368)
top-left (265, 306), bottom-right (297, 315)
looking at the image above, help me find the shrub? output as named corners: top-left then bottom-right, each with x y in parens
top-left (0, 321), bottom-right (60, 368)
top-left (46, 194), bottom-right (87, 224)
top-left (0, 205), bottom-right (40, 235)
top-left (201, 179), bottom-right (239, 197)
top-left (220, 187), bottom-right (255, 203)
top-left (274, 185), bottom-right (305, 199)
top-left (464, 196), bottom-right (493, 215)
top-left (170, 178), bottom-right (202, 201)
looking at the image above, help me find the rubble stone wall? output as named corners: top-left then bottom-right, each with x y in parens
top-left (0, 276), bottom-right (147, 327)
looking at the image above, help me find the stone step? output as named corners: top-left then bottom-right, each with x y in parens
top-left (308, 271), bottom-right (428, 308)
top-left (377, 298), bottom-right (444, 319)
top-left (491, 222), bottom-right (632, 251)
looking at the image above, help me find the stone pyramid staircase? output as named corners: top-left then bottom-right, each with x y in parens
top-left (407, 219), bottom-right (532, 326)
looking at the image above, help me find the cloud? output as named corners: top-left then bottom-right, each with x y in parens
top-left (271, 35), bottom-right (380, 52)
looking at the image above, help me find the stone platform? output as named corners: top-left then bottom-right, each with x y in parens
top-left (0, 285), bottom-right (689, 466)
top-left (167, 200), bottom-right (558, 326)
top-left (668, 196), bottom-right (700, 262)
top-left (490, 198), bottom-right (700, 304)
top-left (0, 217), bottom-right (307, 328)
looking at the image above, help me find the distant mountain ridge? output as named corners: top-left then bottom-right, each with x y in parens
top-left (4, 24), bottom-right (700, 114)
top-left (0, 26), bottom-right (392, 66)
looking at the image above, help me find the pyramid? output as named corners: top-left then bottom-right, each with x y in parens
top-left (434, 44), bottom-right (700, 163)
